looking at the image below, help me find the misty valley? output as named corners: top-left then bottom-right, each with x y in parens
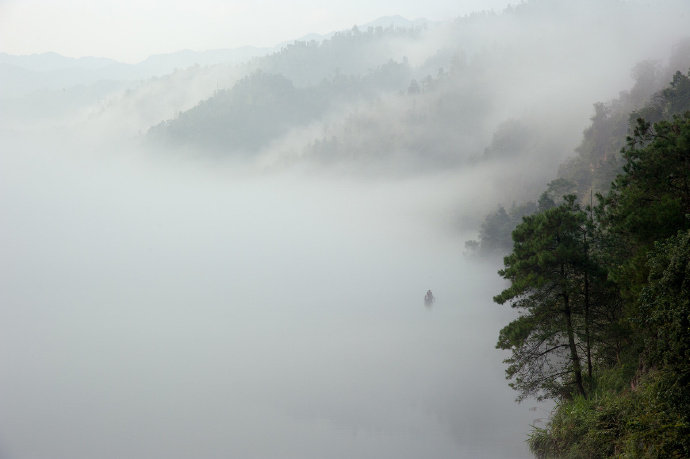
top-left (2, 1), bottom-right (690, 458)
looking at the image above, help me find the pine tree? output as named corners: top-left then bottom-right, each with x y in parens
top-left (495, 196), bottom-right (592, 400)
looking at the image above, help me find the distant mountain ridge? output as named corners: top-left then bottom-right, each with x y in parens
top-left (289, 15), bottom-right (433, 44)
top-left (0, 46), bottom-right (272, 98)
top-left (0, 15), bottom-right (431, 98)
top-left (360, 15), bottom-right (432, 29)
top-left (0, 52), bottom-right (119, 72)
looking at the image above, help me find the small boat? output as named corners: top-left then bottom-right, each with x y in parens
top-left (424, 290), bottom-right (435, 307)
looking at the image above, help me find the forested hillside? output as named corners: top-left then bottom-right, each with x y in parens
top-left (147, 0), bottom-right (689, 179)
top-left (493, 68), bottom-right (690, 458)
top-left (469, 44), bottom-right (690, 256)
top-left (148, 61), bottom-right (413, 154)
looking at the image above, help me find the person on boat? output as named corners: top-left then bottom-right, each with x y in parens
top-left (424, 289), bottom-right (435, 307)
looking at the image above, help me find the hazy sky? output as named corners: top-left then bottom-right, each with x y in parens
top-left (0, 0), bottom-right (515, 63)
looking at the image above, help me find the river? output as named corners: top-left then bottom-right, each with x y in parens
top-left (0, 139), bottom-right (545, 458)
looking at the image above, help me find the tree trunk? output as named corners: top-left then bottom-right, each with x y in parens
top-left (584, 266), bottom-right (593, 381)
top-left (562, 265), bottom-right (587, 398)
top-left (585, 194), bottom-right (594, 382)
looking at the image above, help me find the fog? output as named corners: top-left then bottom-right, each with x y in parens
top-left (2, 1), bottom-right (690, 458)
top-left (0, 135), bottom-right (543, 458)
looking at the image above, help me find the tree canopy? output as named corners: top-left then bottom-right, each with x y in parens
top-left (496, 74), bottom-right (690, 457)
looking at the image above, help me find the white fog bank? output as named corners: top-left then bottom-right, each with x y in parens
top-left (0, 139), bottom-right (542, 458)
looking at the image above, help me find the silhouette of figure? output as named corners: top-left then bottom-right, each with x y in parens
top-left (424, 289), bottom-right (435, 307)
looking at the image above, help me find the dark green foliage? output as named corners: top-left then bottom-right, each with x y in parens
top-left (491, 64), bottom-right (690, 456)
top-left (640, 230), bottom-right (690, 378)
top-left (596, 113), bottom-right (690, 300)
top-left (495, 196), bottom-right (592, 400)
top-left (529, 370), bottom-right (690, 458)
top-left (610, 114), bottom-right (690, 243)
top-left (501, 75), bottom-right (690, 455)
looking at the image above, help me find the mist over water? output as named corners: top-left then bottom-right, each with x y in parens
top-left (0, 136), bottom-right (540, 458)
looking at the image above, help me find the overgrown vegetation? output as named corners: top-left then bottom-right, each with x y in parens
top-left (494, 70), bottom-right (690, 457)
